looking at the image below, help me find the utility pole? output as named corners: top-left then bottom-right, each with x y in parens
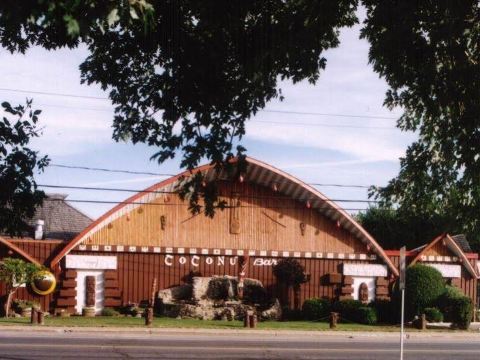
top-left (399, 246), bottom-right (406, 360)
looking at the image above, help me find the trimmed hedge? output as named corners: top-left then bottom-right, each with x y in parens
top-left (333, 299), bottom-right (363, 323)
top-left (369, 299), bottom-right (397, 324)
top-left (450, 296), bottom-right (473, 329)
top-left (405, 264), bottom-right (444, 318)
top-left (302, 298), bottom-right (331, 321)
top-left (424, 307), bottom-right (443, 323)
top-left (437, 285), bottom-right (463, 322)
top-left (101, 307), bottom-right (120, 317)
top-left (357, 307), bottom-right (378, 325)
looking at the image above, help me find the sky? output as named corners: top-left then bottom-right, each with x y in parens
top-left (0, 19), bottom-right (416, 220)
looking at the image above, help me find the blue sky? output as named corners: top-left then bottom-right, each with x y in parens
top-left (0, 19), bottom-right (416, 219)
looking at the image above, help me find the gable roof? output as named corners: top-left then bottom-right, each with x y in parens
top-left (50, 157), bottom-right (399, 275)
top-left (410, 233), bottom-right (479, 279)
top-left (0, 236), bottom-right (41, 266)
top-left (25, 193), bottom-right (93, 241)
top-left (450, 234), bottom-right (472, 253)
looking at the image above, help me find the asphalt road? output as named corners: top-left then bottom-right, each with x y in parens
top-left (0, 329), bottom-right (479, 360)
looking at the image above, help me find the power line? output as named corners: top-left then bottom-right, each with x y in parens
top-left (253, 119), bottom-right (393, 130)
top-left (0, 87), bottom-right (398, 121)
top-left (49, 163), bottom-right (374, 189)
top-left (44, 197), bottom-right (378, 211)
top-left (38, 183), bottom-right (379, 203)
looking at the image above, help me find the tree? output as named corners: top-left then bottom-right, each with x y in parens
top-left (362, 1), bottom-right (480, 251)
top-left (273, 258), bottom-right (309, 309)
top-left (357, 207), bottom-right (462, 250)
top-left (0, 258), bottom-right (41, 317)
top-left (0, 0), bottom-right (358, 216)
top-left (0, 100), bottom-right (49, 235)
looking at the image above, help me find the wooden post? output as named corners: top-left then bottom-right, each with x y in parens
top-left (38, 311), bottom-right (45, 325)
top-left (249, 313), bottom-right (257, 328)
top-left (30, 308), bottom-right (38, 325)
top-left (145, 278), bottom-right (157, 326)
top-left (329, 312), bottom-right (338, 329)
top-left (145, 307), bottom-right (153, 326)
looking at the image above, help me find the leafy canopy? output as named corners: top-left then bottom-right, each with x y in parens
top-left (363, 1), bottom-right (480, 249)
top-left (0, 257), bottom-right (41, 288)
top-left (0, 100), bottom-right (49, 235)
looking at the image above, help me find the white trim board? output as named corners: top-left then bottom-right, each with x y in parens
top-left (343, 263), bottom-right (387, 277)
top-left (66, 255), bottom-right (117, 270)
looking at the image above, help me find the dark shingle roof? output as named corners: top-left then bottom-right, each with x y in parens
top-left (451, 234), bottom-right (472, 253)
top-left (25, 193), bottom-right (92, 241)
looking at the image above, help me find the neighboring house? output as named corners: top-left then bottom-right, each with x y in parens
top-left (0, 194), bottom-right (92, 311)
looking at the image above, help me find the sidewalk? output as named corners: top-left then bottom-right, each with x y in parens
top-left (1, 324), bottom-right (479, 339)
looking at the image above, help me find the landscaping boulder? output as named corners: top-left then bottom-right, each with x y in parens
top-left (158, 284), bottom-right (192, 303)
top-left (260, 299), bottom-right (282, 321)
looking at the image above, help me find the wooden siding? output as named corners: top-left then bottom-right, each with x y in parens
top-left (422, 241), bottom-right (451, 257)
top-left (0, 240), bottom-right (65, 312)
top-left (84, 181), bottom-right (366, 254)
top-left (71, 250), bottom-right (381, 307)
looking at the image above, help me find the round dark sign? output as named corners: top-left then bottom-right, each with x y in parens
top-left (31, 271), bottom-right (56, 295)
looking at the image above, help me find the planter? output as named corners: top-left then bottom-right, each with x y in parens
top-left (82, 306), bottom-right (96, 317)
top-left (20, 307), bottom-right (32, 318)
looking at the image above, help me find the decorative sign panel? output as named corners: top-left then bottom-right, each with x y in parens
top-left (343, 263), bottom-right (388, 277)
top-left (426, 263), bottom-right (461, 278)
top-left (66, 255), bottom-right (117, 270)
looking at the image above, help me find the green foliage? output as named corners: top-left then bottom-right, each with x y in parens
top-left (207, 278), bottom-right (230, 301)
top-left (333, 299), bottom-right (363, 323)
top-left (363, 1), bottom-right (480, 253)
top-left (0, 101), bottom-right (49, 236)
top-left (357, 207), bottom-right (456, 250)
top-left (450, 296), bottom-right (473, 330)
top-left (369, 299), bottom-right (397, 324)
top-left (356, 307), bottom-right (377, 325)
top-left (0, 258), bottom-right (41, 289)
top-left (437, 285), bottom-right (464, 322)
top-left (302, 298), bottom-right (331, 321)
top-left (424, 307), bottom-right (443, 323)
top-left (243, 280), bottom-right (269, 308)
top-left (273, 259), bottom-right (308, 288)
top-left (101, 307), bottom-right (120, 317)
top-left (12, 299), bottom-right (40, 312)
top-left (404, 264), bottom-right (445, 319)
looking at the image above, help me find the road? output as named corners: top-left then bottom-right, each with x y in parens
top-left (0, 329), bottom-right (479, 359)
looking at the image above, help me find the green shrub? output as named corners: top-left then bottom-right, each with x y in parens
top-left (101, 307), bottom-right (120, 317)
top-left (450, 296), bottom-right (473, 329)
top-left (437, 285), bottom-right (463, 322)
top-left (333, 299), bottom-right (363, 323)
top-left (424, 307), bottom-right (443, 322)
top-left (281, 307), bottom-right (304, 321)
top-left (302, 298), bottom-right (331, 321)
top-left (356, 307), bottom-right (378, 325)
top-left (207, 278), bottom-right (230, 300)
top-left (243, 281), bottom-right (269, 307)
top-left (369, 299), bottom-right (398, 324)
top-left (405, 264), bottom-right (445, 319)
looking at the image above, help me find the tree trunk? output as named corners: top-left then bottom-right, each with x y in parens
top-left (293, 285), bottom-right (301, 310)
top-left (4, 289), bottom-right (15, 318)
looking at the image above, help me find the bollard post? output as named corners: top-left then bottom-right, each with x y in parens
top-left (38, 311), bottom-right (45, 325)
top-left (30, 308), bottom-right (38, 325)
top-left (244, 310), bottom-right (252, 327)
top-left (329, 312), bottom-right (338, 329)
top-left (145, 307), bottom-right (153, 326)
top-left (249, 313), bottom-right (257, 328)
top-left (420, 314), bottom-right (426, 330)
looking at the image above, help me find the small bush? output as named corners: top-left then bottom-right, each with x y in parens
top-left (356, 307), bottom-right (378, 325)
top-left (302, 298), bottom-right (331, 321)
top-left (437, 285), bottom-right (463, 322)
top-left (243, 282), bottom-right (269, 307)
top-left (450, 296), bottom-right (473, 330)
top-left (424, 307), bottom-right (443, 322)
top-left (101, 307), bottom-right (120, 317)
top-left (282, 307), bottom-right (304, 321)
top-left (333, 299), bottom-right (363, 323)
top-left (369, 300), bottom-right (398, 324)
top-left (405, 264), bottom-right (445, 319)
top-left (207, 278), bottom-right (230, 300)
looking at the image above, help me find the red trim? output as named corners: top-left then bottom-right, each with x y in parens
top-left (0, 236), bottom-right (42, 266)
top-left (50, 156), bottom-right (399, 276)
top-left (384, 250), bottom-right (417, 257)
top-left (465, 253), bottom-right (478, 259)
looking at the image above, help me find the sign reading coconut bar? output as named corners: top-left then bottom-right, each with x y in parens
top-left (65, 255), bottom-right (117, 270)
top-left (425, 263), bottom-right (461, 278)
top-left (343, 263), bottom-right (387, 277)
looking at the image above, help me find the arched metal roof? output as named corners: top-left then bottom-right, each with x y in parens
top-left (51, 157), bottom-right (399, 275)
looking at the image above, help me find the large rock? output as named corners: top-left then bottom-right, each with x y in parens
top-left (158, 284), bottom-right (192, 304)
top-left (260, 299), bottom-right (282, 321)
top-left (192, 277), bottom-right (212, 301)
